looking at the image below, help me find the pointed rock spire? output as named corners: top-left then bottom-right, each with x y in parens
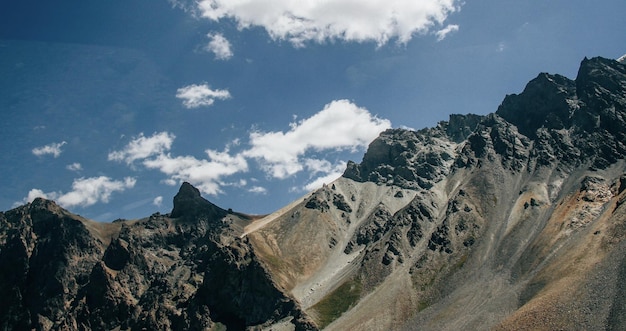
top-left (170, 182), bottom-right (227, 220)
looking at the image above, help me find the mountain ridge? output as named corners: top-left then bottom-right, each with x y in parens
top-left (1, 55), bottom-right (626, 330)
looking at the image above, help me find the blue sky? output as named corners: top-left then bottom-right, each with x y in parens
top-left (1, 0), bottom-right (625, 221)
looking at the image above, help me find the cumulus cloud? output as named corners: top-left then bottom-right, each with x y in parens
top-left (176, 83), bottom-right (231, 108)
top-left (435, 24), bottom-right (459, 41)
top-left (108, 132), bottom-right (175, 165)
top-left (142, 149), bottom-right (248, 195)
top-left (108, 100), bottom-right (390, 196)
top-left (18, 176), bottom-right (136, 208)
top-left (32, 141), bottom-right (67, 158)
top-left (66, 162), bottom-right (82, 172)
top-left (205, 33), bottom-right (233, 60)
top-left (243, 99), bottom-right (391, 178)
top-left (197, 0), bottom-right (462, 46)
top-left (153, 196), bottom-right (163, 207)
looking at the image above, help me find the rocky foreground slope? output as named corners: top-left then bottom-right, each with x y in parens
top-left (1, 56), bottom-right (626, 330)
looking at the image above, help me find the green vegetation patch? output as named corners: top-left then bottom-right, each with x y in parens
top-left (311, 278), bottom-right (363, 328)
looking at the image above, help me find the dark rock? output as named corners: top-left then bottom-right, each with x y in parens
top-left (497, 73), bottom-right (577, 138)
top-left (332, 193), bottom-right (352, 213)
top-left (170, 182), bottom-right (227, 221)
top-left (305, 195), bottom-right (330, 212)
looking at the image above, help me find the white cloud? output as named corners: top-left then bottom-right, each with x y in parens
top-left (243, 99), bottom-right (391, 178)
top-left (153, 196), bottom-right (163, 207)
top-left (66, 162), bottom-right (82, 172)
top-left (142, 149), bottom-right (248, 195)
top-left (108, 100), bottom-right (390, 197)
top-left (19, 189), bottom-right (57, 205)
top-left (205, 33), bottom-right (233, 60)
top-left (176, 83), bottom-right (231, 108)
top-left (248, 186), bottom-right (268, 194)
top-left (108, 132), bottom-right (175, 165)
top-left (435, 24), bottom-right (459, 41)
top-left (18, 176), bottom-right (136, 208)
top-left (197, 0), bottom-right (462, 46)
top-left (32, 141), bottom-right (67, 158)
top-left (303, 161), bottom-right (347, 191)
top-left (57, 177), bottom-right (136, 207)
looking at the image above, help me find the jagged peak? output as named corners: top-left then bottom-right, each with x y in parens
top-left (576, 55), bottom-right (626, 92)
top-left (170, 182), bottom-right (227, 220)
top-left (496, 71), bottom-right (577, 138)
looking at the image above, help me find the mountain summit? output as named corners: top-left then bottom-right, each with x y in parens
top-left (1, 56), bottom-right (626, 330)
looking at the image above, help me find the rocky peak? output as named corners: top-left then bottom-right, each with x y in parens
top-left (170, 182), bottom-right (227, 220)
top-left (343, 125), bottom-right (456, 189)
top-left (343, 114), bottom-right (478, 190)
top-left (496, 72), bottom-right (577, 138)
top-left (574, 56), bottom-right (626, 133)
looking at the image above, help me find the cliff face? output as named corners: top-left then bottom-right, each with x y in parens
top-left (1, 56), bottom-right (626, 331)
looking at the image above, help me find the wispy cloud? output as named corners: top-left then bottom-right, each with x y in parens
top-left (197, 0), bottom-right (462, 46)
top-left (205, 33), bottom-right (233, 60)
top-left (66, 162), bottom-right (82, 172)
top-left (176, 83), bottom-right (231, 108)
top-left (18, 176), bottom-right (136, 208)
top-left (497, 41), bottom-right (506, 52)
top-left (153, 196), bottom-right (163, 207)
top-left (248, 186), bottom-right (268, 194)
top-left (32, 141), bottom-right (67, 158)
top-left (435, 24), bottom-right (459, 41)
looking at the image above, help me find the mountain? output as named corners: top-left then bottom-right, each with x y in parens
top-left (1, 55), bottom-right (626, 330)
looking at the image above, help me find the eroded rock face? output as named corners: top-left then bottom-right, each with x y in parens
top-left (344, 114), bottom-right (482, 190)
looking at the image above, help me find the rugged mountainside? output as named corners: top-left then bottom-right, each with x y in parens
top-left (0, 183), bottom-right (315, 330)
top-left (1, 55), bottom-right (626, 330)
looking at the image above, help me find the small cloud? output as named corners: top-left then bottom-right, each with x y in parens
top-left (497, 41), bottom-right (506, 52)
top-left (435, 24), bottom-right (459, 41)
top-left (13, 188), bottom-right (57, 207)
top-left (176, 83), bottom-right (231, 108)
top-left (205, 33), bottom-right (233, 60)
top-left (248, 186), bottom-right (268, 194)
top-left (108, 132), bottom-right (175, 165)
top-left (153, 196), bottom-right (163, 207)
top-left (32, 141), bottom-right (67, 158)
top-left (17, 176), bottom-right (136, 208)
top-left (66, 162), bottom-right (82, 172)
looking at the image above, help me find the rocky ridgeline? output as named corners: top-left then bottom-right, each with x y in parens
top-left (1, 56), bottom-right (626, 331)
